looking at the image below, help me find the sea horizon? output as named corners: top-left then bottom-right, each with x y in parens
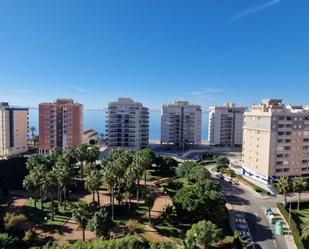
top-left (28, 109), bottom-right (209, 140)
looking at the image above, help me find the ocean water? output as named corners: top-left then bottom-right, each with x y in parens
top-left (29, 109), bottom-right (209, 140)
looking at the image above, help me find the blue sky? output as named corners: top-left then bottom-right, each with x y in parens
top-left (0, 0), bottom-right (308, 110)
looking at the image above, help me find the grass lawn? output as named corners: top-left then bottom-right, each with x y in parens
top-left (23, 199), bottom-right (71, 226)
top-left (113, 203), bottom-right (148, 225)
top-left (159, 177), bottom-right (189, 196)
top-left (145, 170), bottom-right (160, 182)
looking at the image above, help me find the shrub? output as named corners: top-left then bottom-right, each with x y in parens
top-left (150, 242), bottom-right (177, 249)
top-left (0, 233), bottom-right (19, 249)
top-left (3, 213), bottom-right (28, 232)
top-left (126, 219), bottom-right (139, 234)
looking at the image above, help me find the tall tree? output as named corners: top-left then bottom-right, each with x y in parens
top-left (54, 157), bottom-right (72, 210)
top-left (124, 166), bottom-right (137, 209)
top-left (72, 201), bottom-right (90, 242)
top-left (277, 176), bottom-right (290, 207)
top-left (89, 208), bottom-right (113, 238)
top-left (87, 145), bottom-right (100, 169)
top-left (102, 162), bottom-right (117, 220)
top-left (143, 186), bottom-right (156, 223)
top-left (63, 147), bottom-right (78, 168)
top-left (76, 144), bottom-right (88, 180)
top-left (29, 126), bottom-right (36, 139)
top-left (131, 153), bottom-right (145, 203)
top-left (41, 171), bottom-right (57, 220)
top-left (184, 220), bottom-right (222, 249)
top-left (292, 177), bottom-right (308, 210)
top-left (85, 170), bottom-right (102, 205)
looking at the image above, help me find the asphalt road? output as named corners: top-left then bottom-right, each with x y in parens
top-left (211, 172), bottom-right (289, 249)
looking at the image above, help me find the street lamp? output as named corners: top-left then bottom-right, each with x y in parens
top-left (44, 217), bottom-right (48, 239)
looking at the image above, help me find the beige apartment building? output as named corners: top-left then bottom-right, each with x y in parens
top-left (208, 103), bottom-right (246, 147)
top-left (39, 99), bottom-right (83, 153)
top-left (0, 102), bottom-right (29, 158)
top-left (106, 98), bottom-right (149, 150)
top-left (242, 99), bottom-right (309, 184)
top-left (161, 101), bottom-right (202, 148)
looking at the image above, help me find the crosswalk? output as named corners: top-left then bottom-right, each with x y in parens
top-left (225, 195), bottom-right (255, 249)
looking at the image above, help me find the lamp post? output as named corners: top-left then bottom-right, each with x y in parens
top-left (44, 216), bottom-right (48, 239)
top-left (288, 203), bottom-right (291, 238)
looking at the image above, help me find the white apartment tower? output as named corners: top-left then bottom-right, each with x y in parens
top-left (0, 102), bottom-right (29, 158)
top-left (208, 103), bottom-right (246, 147)
top-left (242, 99), bottom-right (309, 183)
top-left (106, 98), bottom-right (149, 150)
top-left (161, 101), bottom-right (202, 148)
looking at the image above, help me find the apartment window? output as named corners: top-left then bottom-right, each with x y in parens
top-left (283, 168), bottom-right (289, 172)
top-left (276, 168), bottom-right (283, 172)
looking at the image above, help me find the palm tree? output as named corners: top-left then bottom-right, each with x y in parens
top-left (87, 145), bottom-right (99, 169)
top-left (124, 166), bottom-right (136, 209)
top-left (140, 149), bottom-right (155, 187)
top-left (41, 172), bottom-right (57, 220)
top-left (143, 186), bottom-right (156, 223)
top-left (54, 157), bottom-right (72, 210)
top-left (23, 174), bottom-right (38, 208)
top-left (277, 176), bottom-right (290, 207)
top-left (292, 177), bottom-right (308, 210)
top-left (85, 170), bottom-right (102, 205)
top-left (72, 201), bottom-right (90, 242)
top-left (76, 144), bottom-right (88, 180)
top-left (29, 126), bottom-right (36, 139)
top-left (131, 154), bottom-right (145, 204)
top-left (63, 147), bottom-right (78, 168)
top-left (301, 219), bottom-right (309, 240)
top-left (102, 162), bottom-right (117, 220)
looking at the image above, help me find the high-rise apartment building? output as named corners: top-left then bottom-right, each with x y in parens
top-left (208, 103), bottom-right (246, 147)
top-left (0, 102), bottom-right (28, 158)
top-left (38, 99), bottom-right (83, 153)
top-left (161, 101), bottom-right (202, 148)
top-left (242, 99), bottom-right (309, 183)
top-left (106, 98), bottom-right (149, 150)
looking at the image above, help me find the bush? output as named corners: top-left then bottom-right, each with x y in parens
top-left (215, 156), bottom-right (229, 168)
top-left (0, 233), bottom-right (19, 249)
top-left (49, 236), bottom-right (150, 249)
top-left (277, 203), bottom-right (305, 249)
top-left (126, 219), bottom-right (139, 234)
top-left (150, 242), bottom-right (177, 249)
top-left (3, 213), bottom-right (29, 232)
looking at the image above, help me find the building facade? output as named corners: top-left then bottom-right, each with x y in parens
top-left (38, 99), bottom-right (83, 153)
top-left (208, 103), bottom-right (246, 147)
top-left (106, 98), bottom-right (149, 150)
top-left (0, 102), bottom-right (29, 158)
top-left (161, 101), bottom-right (202, 148)
top-left (242, 99), bottom-right (309, 184)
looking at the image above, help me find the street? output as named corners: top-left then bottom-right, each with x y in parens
top-left (208, 166), bottom-right (290, 249)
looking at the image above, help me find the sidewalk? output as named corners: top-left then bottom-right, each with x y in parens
top-left (273, 207), bottom-right (297, 249)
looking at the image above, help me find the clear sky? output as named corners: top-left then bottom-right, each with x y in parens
top-left (0, 0), bottom-right (308, 110)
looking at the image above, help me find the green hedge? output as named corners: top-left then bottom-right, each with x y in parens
top-left (277, 203), bottom-right (305, 249)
